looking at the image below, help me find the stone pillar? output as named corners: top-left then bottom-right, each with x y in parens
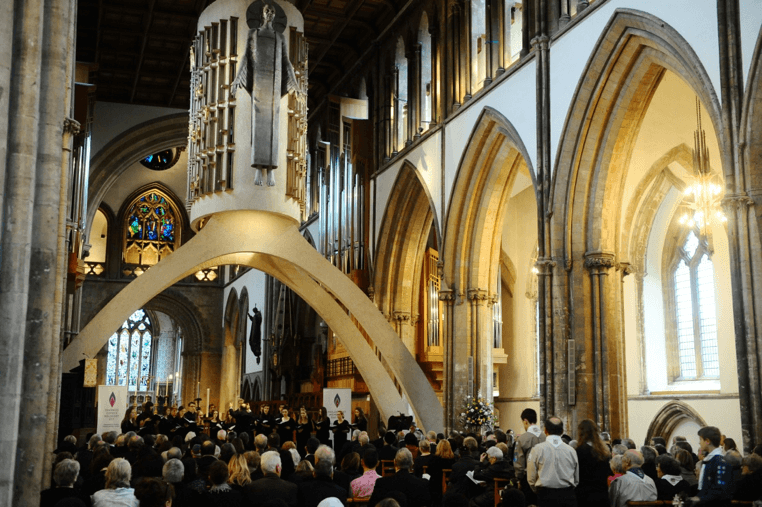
top-left (429, 28), bottom-right (439, 125)
top-left (559, 0), bottom-right (570, 26)
top-left (393, 311), bottom-right (413, 354)
top-left (0, 0), bottom-right (45, 504)
top-left (467, 288), bottom-right (494, 400)
top-left (584, 253), bottom-right (614, 431)
top-left (463, 0), bottom-right (472, 101)
top-left (0, 0), bottom-right (14, 223)
top-left (447, 1), bottom-right (462, 111)
top-left (717, 0), bottom-right (761, 453)
top-left (15, 0), bottom-right (76, 500)
top-left (410, 44), bottom-right (421, 140)
top-left (439, 289), bottom-right (455, 432)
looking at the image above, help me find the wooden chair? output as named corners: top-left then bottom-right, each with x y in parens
top-left (380, 460), bottom-right (395, 477)
top-left (442, 468), bottom-right (452, 496)
top-left (493, 478), bottom-right (510, 507)
top-left (730, 502), bottom-right (754, 506)
top-left (347, 498), bottom-right (370, 504)
top-left (625, 502), bottom-right (666, 506)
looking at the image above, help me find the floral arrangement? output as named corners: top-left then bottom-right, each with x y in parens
top-left (460, 395), bottom-right (496, 430)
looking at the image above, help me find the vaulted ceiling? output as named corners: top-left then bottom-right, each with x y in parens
top-left (75, 0), bottom-right (406, 111)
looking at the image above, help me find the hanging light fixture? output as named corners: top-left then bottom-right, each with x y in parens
top-left (678, 98), bottom-right (726, 237)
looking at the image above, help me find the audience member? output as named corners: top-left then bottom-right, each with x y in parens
top-left (654, 454), bottom-right (691, 500)
top-left (688, 426), bottom-right (734, 506)
top-left (574, 419), bottom-right (610, 507)
top-left (245, 450), bottom-right (299, 507)
top-left (133, 477), bottom-right (174, 507)
top-left (369, 448), bottom-right (431, 507)
top-left (515, 408), bottom-right (545, 506)
top-left (734, 453), bottom-right (762, 502)
top-left (351, 449), bottom-right (381, 499)
top-left (608, 454), bottom-right (624, 486)
top-left (40, 459), bottom-right (91, 507)
top-left (300, 459), bottom-right (348, 507)
top-left (414, 438), bottom-right (435, 478)
top-left (527, 417), bottom-right (578, 507)
top-left (609, 450), bottom-right (657, 507)
top-left (469, 446), bottom-right (513, 507)
top-left (91, 458), bottom-right (139, 507)
top-left (228, 453), bottom-right (252, 490)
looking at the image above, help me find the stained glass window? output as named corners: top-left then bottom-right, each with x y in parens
top-left (140, 149), bottom-right (179, 171)
top-left (672, 230), bottom-right (719, 379)
top-left (123, 190), bottom-right (180, 269)
top-left (106, 309), bottom-right (153, 390)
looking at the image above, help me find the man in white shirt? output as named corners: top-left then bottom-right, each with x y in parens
top-left (527, 416), bottom-right (579, 507)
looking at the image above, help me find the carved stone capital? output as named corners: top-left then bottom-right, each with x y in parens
top-left (618, 262), bottom-right (633, 277)
top-left (367, 285), bottom-right (375, 302)
top-left (584, 252), bottom-right (616, 270)
top-left (410, 314), bottom-right (420, 326)
top-left (393, 311), bottom-right (411, 322)
top-left (722, 194), bottom-right (753, 211)
top-left (467, 288), bottom-right (491, 305)
top-left (530, 35), bottom-right (550, 51)
top-left (535, 257), bottom-right (556, 275)
top-left (63, 117), bottom-right (81, 136)
top-left (439, 289), bottom-right (455, 304)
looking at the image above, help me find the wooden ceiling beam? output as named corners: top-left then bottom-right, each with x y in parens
top-left (130, 0), bottom-right (157, 103)
top-left (310, 0), bottom-right (368, 74)
top-left (168, 0), bottom-right (211, 107)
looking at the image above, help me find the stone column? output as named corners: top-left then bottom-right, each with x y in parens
top-left (717, 0), bottom-right (761, 453)
top-left (0, 0), bottom-right (14, 222)
top-left (410, 44), bottom-right (421, 140)
top-left (447, 0), bottom-right (462, 111)
top-left (393, 311), bottom-right (413, 354)
top-left (429, 28), bottom-right (439, 125)
top-left (439, 289), bottom-right (455, 432)
top-left (559, 0), bottom-right (570, 26)
top-left (584, 253), bottom-right (614, 431)
top-left (19, 0), bottom-right (77, 496)
top-left (0, 0), bottom-right (45, 504)
top-left (467, 288), bottom-right (494, 400)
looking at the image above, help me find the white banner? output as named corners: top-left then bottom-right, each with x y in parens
top-left (322, 388), bottom-right (351, 444)
top-left (97, 385), bottom-right (129, 436)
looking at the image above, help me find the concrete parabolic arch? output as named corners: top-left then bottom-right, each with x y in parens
top-left (63, 211), bottom-right (444, 432)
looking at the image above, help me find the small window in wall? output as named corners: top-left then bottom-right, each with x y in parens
top-left (394, 37), bottom-right (408, 152)
top-left (671, 230), bottom-right (719, 379)
top-left (419, 13), bottom-right (432, 128)
top-left (123, 189), bottom-right (181, 269)
top-left (140, 148), bottom-right (182, 171)
top-left (106, 309), bottom-right (153, 391)
top-left (471, 0), bottom-right (487, 91)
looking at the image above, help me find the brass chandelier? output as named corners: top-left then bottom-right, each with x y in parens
top-left (678, 98), bottom-right (726, 237)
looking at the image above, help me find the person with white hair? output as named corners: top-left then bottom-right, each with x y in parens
top-left (40, 459), bottom-right (91, 507)
top-left (609, 450), bottom-right (657, 507)
top-left (315, 444), bottom-right (336, 465)
top-left (469, 446), bottom-right (514, 507)
top-left (244, 450), bottom-right (298, 506)
top-left (91, 458), bottom-right (139, 507)
top-left (369, 448), bottom-right (431, 506)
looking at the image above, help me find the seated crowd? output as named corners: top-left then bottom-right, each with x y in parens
top-left (42, 404), bottom-right (762, 507)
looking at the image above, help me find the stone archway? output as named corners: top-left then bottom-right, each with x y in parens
top-left (86, 113), bottom-right (188, 232)
top-left (549, 9), bottom-right (725, 436)
top-left (374, 161), bottom-right (441, 354)
top-left (441, 106), bottom-right (536, 429)
top-left (221, 290), bottom-right (241, 408)
top-left (62, 211), bottom-right (443, 432)
top-left (645, 401), bottom-right (707, 446)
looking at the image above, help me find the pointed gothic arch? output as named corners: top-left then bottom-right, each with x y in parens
top-left (441, 106), bottom-right (536, 427)
top-left (86, 113), bottom-right (188, 235)
top-left (645, 400), bottom-right (707, 446)
top-left (547, 9), bottom-right (726, 435)
top-left (374, 160), bottom-right (441, 348)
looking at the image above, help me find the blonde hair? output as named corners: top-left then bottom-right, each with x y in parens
top-left (228, 454), bottom-right (251, 487)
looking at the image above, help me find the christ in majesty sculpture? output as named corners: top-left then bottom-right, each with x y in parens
top-left (231, 3), bottom-right (299, 186)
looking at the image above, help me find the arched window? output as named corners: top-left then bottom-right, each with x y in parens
top-left (671, 230), bottom-right (719, 379)
top-left (106, 309), bottom-right (153, 390)
top-left (419, 13), bottom-right (433, 129)
top-left (123, 189), bottom-right (181, 269)
top-left (394, 37), bottom-right (408, 152)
